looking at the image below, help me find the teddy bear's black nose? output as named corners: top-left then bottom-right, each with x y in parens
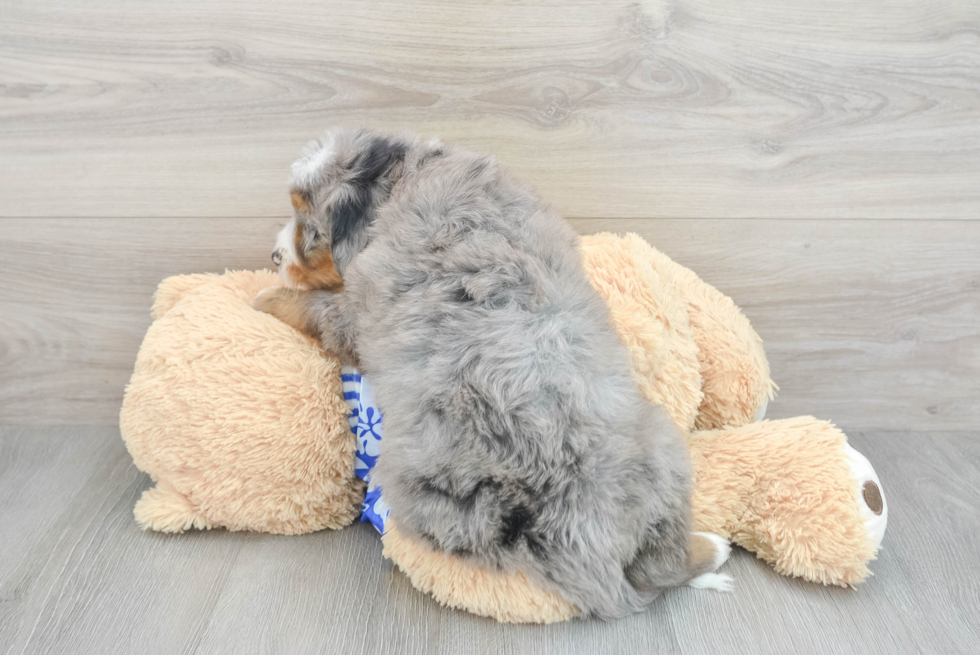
top-left (272, 250), bottom-right (282, 266)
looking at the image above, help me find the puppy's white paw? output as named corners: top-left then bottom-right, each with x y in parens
top-left (688, 572), bottom-right (734, 592)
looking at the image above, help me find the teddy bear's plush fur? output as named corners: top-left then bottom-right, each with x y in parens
top-left (121, 270), bottom-right (363, 535)
top-left (119, 233), bottom-right (886, 624)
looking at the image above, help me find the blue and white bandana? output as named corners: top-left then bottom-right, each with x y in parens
top-left (341, 366), bottom-right (389, 534)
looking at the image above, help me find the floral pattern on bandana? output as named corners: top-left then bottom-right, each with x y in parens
top-left (342, 366), bottom-right (389, 534)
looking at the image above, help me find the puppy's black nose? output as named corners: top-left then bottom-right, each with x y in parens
top-left (271, 250), bottom-right (282, 266)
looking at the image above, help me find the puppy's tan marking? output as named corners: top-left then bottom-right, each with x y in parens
top-left (688, 534), bottom-right (720, 572)
top-left (288, 220), bottom-right (344, 291)
top-left (293, 221), bottom-right (310, 267)
top-left (290, 190), bottom-right (310, 213)
top-left (286, 260), bottom-right (343, 291)
top-left (686, 532), bottom-right (733, 591)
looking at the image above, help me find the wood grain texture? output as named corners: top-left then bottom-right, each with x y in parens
top-left (1, 0), bottom-right (978, 219)
top-left (0, 218), bottom-right (280, 426)
top-left (1, 427), bottom-right (977, 654)
top-left (2, 0), bottom-right (977, 650)
top-left (2, 217), bottom-right (978, 430)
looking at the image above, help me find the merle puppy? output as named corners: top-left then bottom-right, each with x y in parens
top-left (254, 128), bottom-right (731, 619)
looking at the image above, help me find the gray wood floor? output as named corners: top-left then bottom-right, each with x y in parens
top-left (2, 0), bottom-right (979, 652)
top-left (0, 426), bottom-right (977, 655)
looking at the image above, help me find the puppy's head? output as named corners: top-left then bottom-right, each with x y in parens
top-left (272, 128), bottom-right (410, 289)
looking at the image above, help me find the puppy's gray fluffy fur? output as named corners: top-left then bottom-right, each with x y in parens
top-left (277, 129), bottom-right (711, 619)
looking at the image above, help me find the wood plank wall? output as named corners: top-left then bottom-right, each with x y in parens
top-left (1, 0), bottom-right (978, 430)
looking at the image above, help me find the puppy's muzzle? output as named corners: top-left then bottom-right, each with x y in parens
top-left (272, 249), bottom-right (283, 266)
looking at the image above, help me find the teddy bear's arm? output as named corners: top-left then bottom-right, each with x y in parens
top-left (685, 417), bottom-right (884, 587)
top-left (641, 246), bottom-right (775, 430)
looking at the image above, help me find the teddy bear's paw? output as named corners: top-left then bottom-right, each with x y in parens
top-left (844, 443), bottom-right (888, 551)
top-left (134, 483), bottom-right (212, 533)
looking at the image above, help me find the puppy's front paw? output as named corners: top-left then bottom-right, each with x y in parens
top-left (253, 286), bottom-right (288, 315)
top-left (252, 286), bottom-right (316, 336)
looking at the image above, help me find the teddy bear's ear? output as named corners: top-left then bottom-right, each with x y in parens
top-left (151, 273), bottom-right (218, 319)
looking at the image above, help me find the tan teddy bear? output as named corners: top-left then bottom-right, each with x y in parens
top-left (120, 233), bottom-right (887, 623)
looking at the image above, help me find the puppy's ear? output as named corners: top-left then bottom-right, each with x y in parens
top-left (355, 134), bottom-right (409, 186)
top-left (330, 191), bottom-right (370, 254)
top-left (330, 135), bottom-right (407, 248)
